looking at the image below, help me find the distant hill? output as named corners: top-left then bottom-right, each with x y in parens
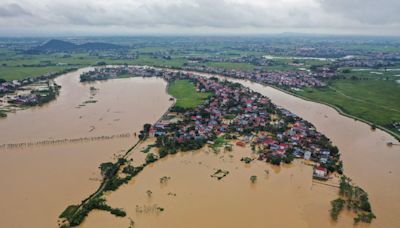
top-left (29, 39), bottom-right (125, 53)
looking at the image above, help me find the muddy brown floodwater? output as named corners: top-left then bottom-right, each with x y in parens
top-left (195, 73), bottom-right (400, 228)
top-left (0, 68), bottom-right (399, 228)
top-left (0, 68), bottom-right (172, 228)
top-left (80, 70), bottom-right (399, 228)
top-left (83, 144), bottom-right (357, 228)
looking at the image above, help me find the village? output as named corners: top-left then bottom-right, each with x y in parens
top-left (80, 64), bottom-right (329, 88)
top-left (81, 66), bottom-right (343, 180)
top-left (179, 64), bottom-right (330, 88)
top-left (0, 77), bottom-right (61, 118)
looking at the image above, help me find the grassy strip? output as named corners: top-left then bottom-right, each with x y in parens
top-left (0, 66), bottom-right (69, 81)
top-left (296, 79), bottom-right (400, 131)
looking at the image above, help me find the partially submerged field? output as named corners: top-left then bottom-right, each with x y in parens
top-left (167, 80), bottom-right (212, 108)
top-left (294, 78), bottom-right (400, 138)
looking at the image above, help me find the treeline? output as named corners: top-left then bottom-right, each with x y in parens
top-left (156, 134), bottom-right (209, 158)
top-left (330, 176), bottom-right (376, 224)
top-left (60, 157), bottom-right (145, 227)
top-left (59, 197), bottom-right (126, 227)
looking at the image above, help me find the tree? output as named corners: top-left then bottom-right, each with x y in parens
top-left (269, 155), bottom-right (282, 165)
top-left (250, 175), bottom-right (257, 183)
top-left (330, 198), bottom-right (345, 220)
top-left (145, 153), bottom-right (158, 164)
top-left (159, 147), bottom-right (168, 158)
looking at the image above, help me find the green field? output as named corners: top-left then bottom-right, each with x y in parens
top-left (0, 66), bottom-right (68, 81)
top-left (167, 80), bottom-right (212, 108)
top-left (0, 50), bottom-right (190, 81)
top-left (205, 62), bottom-right (256, 71)
top-left (295, 79), bottom-right (400, 137)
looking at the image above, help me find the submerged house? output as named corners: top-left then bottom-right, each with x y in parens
top-left (313, 166), bottom-right (328, 180)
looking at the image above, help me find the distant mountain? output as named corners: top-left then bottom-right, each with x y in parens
top-left (29, 39), bottom-right (124, 53)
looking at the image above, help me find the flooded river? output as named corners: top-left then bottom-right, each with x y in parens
top-left (199, 74), bottom-right (400, 228)
top-left (0, 68), bottom-right (172, 228)
top-left (0, 68), bottom-right (399, 227)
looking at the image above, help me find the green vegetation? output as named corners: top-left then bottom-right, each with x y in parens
top-left (250, 175), bottom-right (257, 183)
top-left (330, 176), bottom-right (376, 224)
top-left (60, 196), bottom-right (126, 227)
top-left (295, 78), bottom-right (400, 138)
top-left (330, 198), bottom-right (346, 220)
top-left (0, 111), bottom-right (7, 118)
top-left (267, 154), bottom-right (282, 166)
top-left (0, 66), bottom-right (68, 81)
top-left (145, 153), bottom-right (158, 164)
top-left (61, 158), bottom-right (144, 227)
top-left (167, 79), bottom-right (212, 109)
top-left (205, 61), bottom-right (256, 71)
top-left (141, 144), bottom-right (156, 153)
top-left (210, 136), bottom-right (228, 151)
top-left (241, 157), bottom-right (253, 164)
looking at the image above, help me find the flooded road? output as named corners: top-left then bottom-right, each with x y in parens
top-left (0, 69), bottom-right (172, 228)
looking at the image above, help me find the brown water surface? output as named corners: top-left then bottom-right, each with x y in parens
top-left (0, 69), bottom-right (172, 228)
top-left (1, 68), bottom-right (399, 228)
top-left (196, 73), bottom-right (400, 228)
top-left (83, 145), bottom-right (355, 228)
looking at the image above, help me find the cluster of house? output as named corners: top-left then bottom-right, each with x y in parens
top-left (1, 80), bottom-right (59, 106)
top-left (179, 65), bottom-right (327, 88)
top-left (186, 55), bottom-right (272, 66)
top-left (80, 66), bottom-right (159, 81)
top-left (82, 66), bottom-right (340, 180)
top-left (0, 71), bottom-right (63, 95)
top-left (334, 59), bottom-right (396, 68)
top-left (7, 94), bottom-right (40, 105)
top-left (90, 51), bottom-right (138, 60)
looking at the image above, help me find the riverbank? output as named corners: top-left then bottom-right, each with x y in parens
top-left (271, 85), bottom-right (400, 142)
top-left (171, 68), bottom-right (399, 142)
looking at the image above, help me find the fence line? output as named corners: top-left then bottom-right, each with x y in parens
top-left (0, 133), bottom-right (133, 150)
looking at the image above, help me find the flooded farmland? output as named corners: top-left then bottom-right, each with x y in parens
top-left (0, 68), bottom-right (399, 228)
top-left (0, 69), bottom-right (172, 228)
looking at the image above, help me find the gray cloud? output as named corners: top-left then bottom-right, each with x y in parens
top-left (0, 0), bottom-right (399, 36)
top-left (0, 3), bottom-right (31, 18)
top-left (320, 0), bottom-right (400, 25)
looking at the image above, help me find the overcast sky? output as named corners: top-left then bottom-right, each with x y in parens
top-left (0, 0), bottom-right (399, 36)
